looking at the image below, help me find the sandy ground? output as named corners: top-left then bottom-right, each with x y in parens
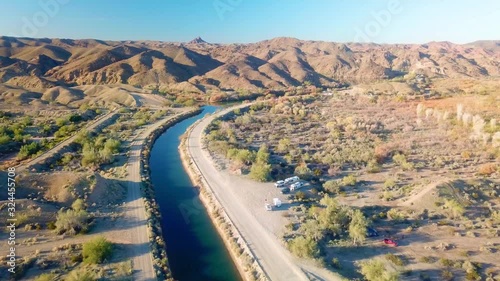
top-left (187, 105), bottom-right (340, 281)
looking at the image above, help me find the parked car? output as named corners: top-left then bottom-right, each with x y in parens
top-left (273, 198), bottom-right (282, 207)
top-left (274, 180), bottom-right (285, 188)
top-left (367, 227), bottom-right (379, 237)
top-left (281, 187), bottom-right (290, 194)
top-left (383, 238), bottom-right (398, 247)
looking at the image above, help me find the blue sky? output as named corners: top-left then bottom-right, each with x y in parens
top-left (1, 0), bottom-right (499, 44)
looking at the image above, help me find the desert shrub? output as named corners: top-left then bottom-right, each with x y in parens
top-left (392, 153), bottom-right (414, 170)
top-left (288, 236), bottom-right (319, 259)
top-left (71, 253), bottom-right (83, 263)
top-left (366, 159), bottom-right (382, 173)
top-left (477, 163), bottom-right (497, 176)
top-left (419, 256), bottom-right (435, 263)
top-left (17, 142), bottom-right (41, 160)
top-left (46, 221), bottom-right (56, 230)
top-left (82, 236), bottom-right (113, 264)
top-left (54, 124), bottom-right (77, 139)
top-left (331, 257), bottom-right (342, 269)
top-left (441, 270), bottom-right (454, 281)
top-left (68, 114), bottom-right (83, 123)
top-left (277, 138), bottom-right (291, 153)
top-left (60, 153), bottom-right (74, 165)
top-left (387, 209), bottom-right (404, 221)
top-left (35, 273), bottom-right (56, 281)
top-left (56, 117), bottom-right (69, 127)
top-left (65, 269), bottom-right (95, 281)
top-left (383, 191), bottom-right (395, 201)
top-left (55, 209), bottom-right (89, 235)
top-left (385, 253), bottom-right (405, 266)
top-left (341, 174), bottom-right (357, 186)
top-left (383, 178), bottom-right (397, 190)
top-left (444, 199), bottom-right (465, 219)
top-left (295, 191), bottom-right (307, 201)
top-left (115, 260), bottom-right (133, 277)
top-left (71, 199), bottom-right (86, 211)
top-left (374, 144), bottom-right (391, 163)
top-left (0, 134), bottom-right (11, 145)
top-left (465, 270), bottom-right (481, 281)
top-left (323, 180), bottom-right (341, 194)
top-left (359, 259), bottom-right (399, 281)
top-left (440, 258), bottom-right (453, 267)
top-left (104, 138), bottom-right (121, 153)
top-left (82, 143), bottom-right (100, 166)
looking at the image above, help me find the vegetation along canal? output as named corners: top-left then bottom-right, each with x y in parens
top-left (149, 106), bottom-right (242, 281)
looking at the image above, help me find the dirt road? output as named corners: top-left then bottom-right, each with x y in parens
top-left (187, 105), bottom-right (339, 281)
top-left (124, 109), bottom-right (194, 281)
top-left (17, 110), bottom-right (118, 173)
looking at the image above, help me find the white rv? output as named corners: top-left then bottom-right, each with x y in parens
top-left (290, 181), bottom-right (304, 191)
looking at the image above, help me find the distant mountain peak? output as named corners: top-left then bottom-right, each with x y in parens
top-left (188, 37), bottom-right (208, 44)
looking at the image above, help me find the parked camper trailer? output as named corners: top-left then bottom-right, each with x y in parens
top-left (290, 181), bottom-right (304, 191)
top-left (274, 180), bottom-right (285, 188)
top-left (284, 176), bottom-right (300, 184)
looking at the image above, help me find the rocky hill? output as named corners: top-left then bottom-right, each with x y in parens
top-left (0, 36), bottom-right (499, 93)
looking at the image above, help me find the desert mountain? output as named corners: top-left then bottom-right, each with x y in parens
top-left (0, 36), bottom-right (499, 93)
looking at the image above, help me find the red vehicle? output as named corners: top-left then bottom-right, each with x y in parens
top-left (383, 238), bottom-right (398, 247)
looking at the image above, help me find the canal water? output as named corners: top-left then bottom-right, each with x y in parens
top-left (149, 106), bottom-right (242, 281)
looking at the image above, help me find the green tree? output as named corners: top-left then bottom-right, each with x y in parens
top-left (249, 162), bottom-right (272, 182)
top-left (323, 180), bottom-right (341, 194)
top-left (256, 144), bottom-right (270, 164)
top-left (299, 220), bottom-right (324, 241)
top-left (318, 196), bottom-right (351, 237)
top-left (288, 236), bottom-right (319, 259)
top-left (294, 164), bottom-right (313, 180)
top-left (349, 209), bottom-right (368, 245)
top-left (82, 236), bottom-right (113, 264)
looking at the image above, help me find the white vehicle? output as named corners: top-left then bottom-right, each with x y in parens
top-left (284, 176), bottom-right (300, 184)
top-left (265, 203), bottom-right (272, 211)
top-left (290, 181), bottom-right (304, 191)
top-left (273, 198), bottom-right (282, 207)
top-left (274, 180), bottom-right (285, 187)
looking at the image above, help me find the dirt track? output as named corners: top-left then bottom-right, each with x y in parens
top-left (17, 110), bottom-right (118, 173)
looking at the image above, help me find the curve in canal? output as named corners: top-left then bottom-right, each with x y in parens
top-left (149, 106), bottom-right (242, 281)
